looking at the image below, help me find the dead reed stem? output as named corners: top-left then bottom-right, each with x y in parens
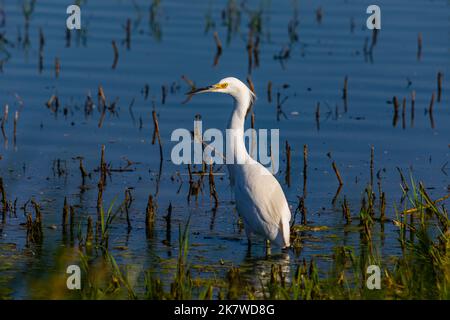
top-left (343, 76), bottom-right (348, 112)
top-left (267, 81), bottom-right (272, 103)
top-left (332, 161), bottom-right (344, 186)
top-left (0, 177), bottom-right (7, 216)
top-left (213, 31), bottom-right (222, 66)
top-left (13, 111), bottom-right (18, 146)
top-left (437, 72), bottom-right (442, 102)
top-left (152, 110), bottom-right (163, 162)
top-left (62, 197), bottom-right (69, 227)
top-left (392, 96), bottom-right (399, 127)
top-left (417, 32), bottom-right (422, 61)
top-left (112, 40), bottom-right (119, 69)
top-left (285, 141), bottom-right (291, 187)
top-left (429, 92), bottom-right (435, 129)
top-left (315, 102), bottom-right (320, 131)
top-left (124, 188), bottom-right (132, 231)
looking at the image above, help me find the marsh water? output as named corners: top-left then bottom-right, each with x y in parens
top-left (0, 0), bottom-right (449, 299)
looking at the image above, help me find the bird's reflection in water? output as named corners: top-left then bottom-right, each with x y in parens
top-left (238, 244), bottom-right (292, 297)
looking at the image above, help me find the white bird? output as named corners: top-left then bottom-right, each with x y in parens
top-left (188, 77), bottom-right (291, 249)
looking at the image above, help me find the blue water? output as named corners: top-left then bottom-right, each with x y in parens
top-left (0, 0), bottom-right (449, 298)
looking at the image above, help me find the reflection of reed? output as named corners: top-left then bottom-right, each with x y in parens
top-left (417, 32), bottom-right (422, 61)
top-left (429, 92), bottom-right (435, 129)
top-left (392, 96), bottom-right (399, 127)
top-left (212, 32), bottom-right (222, 66)
top-left (111, 40), bottom-right (119, 69)
top-left (240, 252), bottom-right (291, 298)
top-left (437, 72), bottom-right (443, 102)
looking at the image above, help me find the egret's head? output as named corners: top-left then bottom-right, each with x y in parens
top-left (187, 77), bottom-right (254, 99)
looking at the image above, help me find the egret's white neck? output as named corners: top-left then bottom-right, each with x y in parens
top-left (226, 89), bottom-right (254, 164)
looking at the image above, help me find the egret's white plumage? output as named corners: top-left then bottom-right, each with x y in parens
top-left (189, 77), bottom-right (291, 248)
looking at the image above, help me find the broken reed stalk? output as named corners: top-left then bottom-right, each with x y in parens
top-left (213, 32), bottom-right (222, 53)
top-left (251, 112), bottom-right (255, 129)
top-left (417, 32), bottom-right (422, 60)
top-left (246, 78), bottom-right (255, 120)
top-left (396, 167), bottom-right (409, 192)
top-left (79, 157), bottom-right (88, 185)
top-left (100, 145), bottom-right (107, 186)
top-left (31, 200), bottom-right (43, 240)
top-left (315, 102), bottom-right (320, 131)
top-left (97, 146), bottom-right (106, 217)
top-left (299, 196), bottom-right (307, 225)
top-left (98, 86), bottom-right (107, 108)
top-left (246, 29), bottom-right (253, 73)
top-left (267, 81), bottom-right (272, 103)
top-left (437, 72), bottom-right (442, 102)
top-left (246, 76), bottom-right (255, 94)
top-left (285, 141), bottom-right (291, 187)
top-left (1, 104), bottom-right (8, 142)
top-left (161, 85), bottom-right (167, 105)
top-left (316, 6), bottom-right (323, 24)
top-left (125, 18), bottom-right (131, 50)
top-left (97, 181), bottom-right (103, 218)
top-left (38, 28), bottom-right (44, 73)
top-left (429, 92), bottom-right (435, 129)
top-left (65, 28), bottom-right (71, 47)
top-left (342, 196), bottom-right (351, 224)
top-left (45, 94), bottom-right (60, 113)
top-left (303, 144), bottom-right (308, 197)
top-left (208, 164), bottom-right (219, 207)
top-left (332, 184), bottom-right (343, 206)
top-left (332, 161), bottom-right (344, 186)
top-left (26, 213), bottom-right (33, 243)
top-left (62, 197), bottom-right (69, 227)
top-left (112, 40), bottom-right (119, 69)
top-left (152, 110), bottom-right (163, 162)
top-left (13, 111), bottom-right (18, 146)
top-left (164, 203), bottom-right (172, 244)
top-left (0, 177), bottom-right (7, 215)
top-left (380, 191), bottom-right (386, 220)
top-left (145, 195), bottom-right (155, 231)
top-left (392, 96), bottom-right (399, 127)
top-left (213, 31), bottom-right (222, 66)
top-left (124, 188), bottom-right (132, 231)
top-left (429, 92), bottom-right (435, 113)
top-left (98, 86), bottom-right (107, 128)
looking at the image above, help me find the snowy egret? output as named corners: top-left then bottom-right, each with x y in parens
top-left (188, 77), bottom-right (291, 248)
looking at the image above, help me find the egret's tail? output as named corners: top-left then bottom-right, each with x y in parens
top-left (273, 218), bottom-right (291, 248)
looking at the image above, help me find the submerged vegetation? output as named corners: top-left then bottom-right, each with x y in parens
top-left (0, 0), bottom-right (448, 300)
top-left (3, 176), bottom-right (445, 300)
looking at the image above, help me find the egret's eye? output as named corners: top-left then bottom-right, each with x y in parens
top-left (216, 83), bottom-right (228, 89)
